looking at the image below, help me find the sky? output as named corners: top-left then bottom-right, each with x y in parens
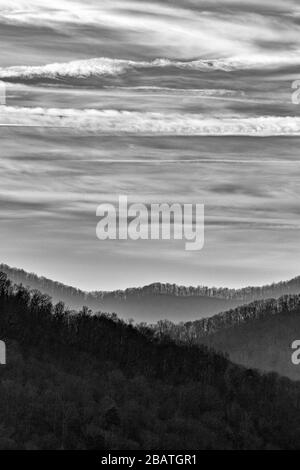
top-left (0, 0), bottom-right (300, 291)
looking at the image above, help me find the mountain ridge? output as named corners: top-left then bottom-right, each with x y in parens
top-left (2, 263), bottom-right (300, 301)
top-left (152, 293), bottom-right (300, 380)
top-left (2, 263), bottom-right (300, 322)
top-left (1, 271), bottom-right (300, 449)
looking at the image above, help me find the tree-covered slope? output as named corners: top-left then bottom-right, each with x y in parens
top-left (3, 263), bottom-right (300, 322)
top-left (152, 295), bottom-right (300, 380)
top-left (0, 273), bottom-right (300, 449)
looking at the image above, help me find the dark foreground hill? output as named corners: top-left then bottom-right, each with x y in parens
top-left (153, 295), bottom-right (300, 380)
top-left (2, 263), bottom-right (300, 322)
top-left (1, 273), bottom-right (300, 449)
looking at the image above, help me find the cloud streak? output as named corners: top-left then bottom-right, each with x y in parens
top-left (1, 0), bottom-right (300, 62)
top-left (1, 0), bottom-right (300, 290)
top-left (2, 55), bottom-right (300, 83)
top-left (1, 106), bottom-right (300, 136)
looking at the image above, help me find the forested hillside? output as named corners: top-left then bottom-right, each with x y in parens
top-left (152, 295), bottom-right (300, 380)
top-left (2, 263), bottom-right (300, 322)
top-left (0, 264), bottom-right (237, 321)
top-left (0, 273), bottom-right (300, 449)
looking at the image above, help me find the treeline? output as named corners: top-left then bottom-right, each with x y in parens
top-left (0, 272), bottom-right (300, 449)
top-left (110, 279), bottom-right (300, 302)
top-left (149, 295), bottom-right (300, 381)
top-left (151, 294), bottom-right (300, 344)
top-left (2, 263), bottom-right (300, 307)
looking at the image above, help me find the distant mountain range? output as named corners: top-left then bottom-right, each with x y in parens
top-left (2, 263), bottom-right (300, 323)
top-left (154, 295), bottom-right (300, 380)
top-left (1, 272), bottom-right (300, 449)
top-left (2, 263), bottom-right (300, 380)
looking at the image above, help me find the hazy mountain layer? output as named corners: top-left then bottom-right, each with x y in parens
top-left (1, 272), bottom-right (300, 449)
top-left (3, 264), bottom-right (300, 322)
top-left (153, 295), bottom-right (300, 380)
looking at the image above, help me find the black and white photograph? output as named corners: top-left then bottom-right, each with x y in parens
top-left (0, 0), bottom-right (300, 457)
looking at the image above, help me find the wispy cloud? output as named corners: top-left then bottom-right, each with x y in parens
top-left (1, 106), bottom-right (300, 136)
top-left (1, 0), bottom-right (300, 290)
top-left (1, 0), bottom-right (300, 62)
